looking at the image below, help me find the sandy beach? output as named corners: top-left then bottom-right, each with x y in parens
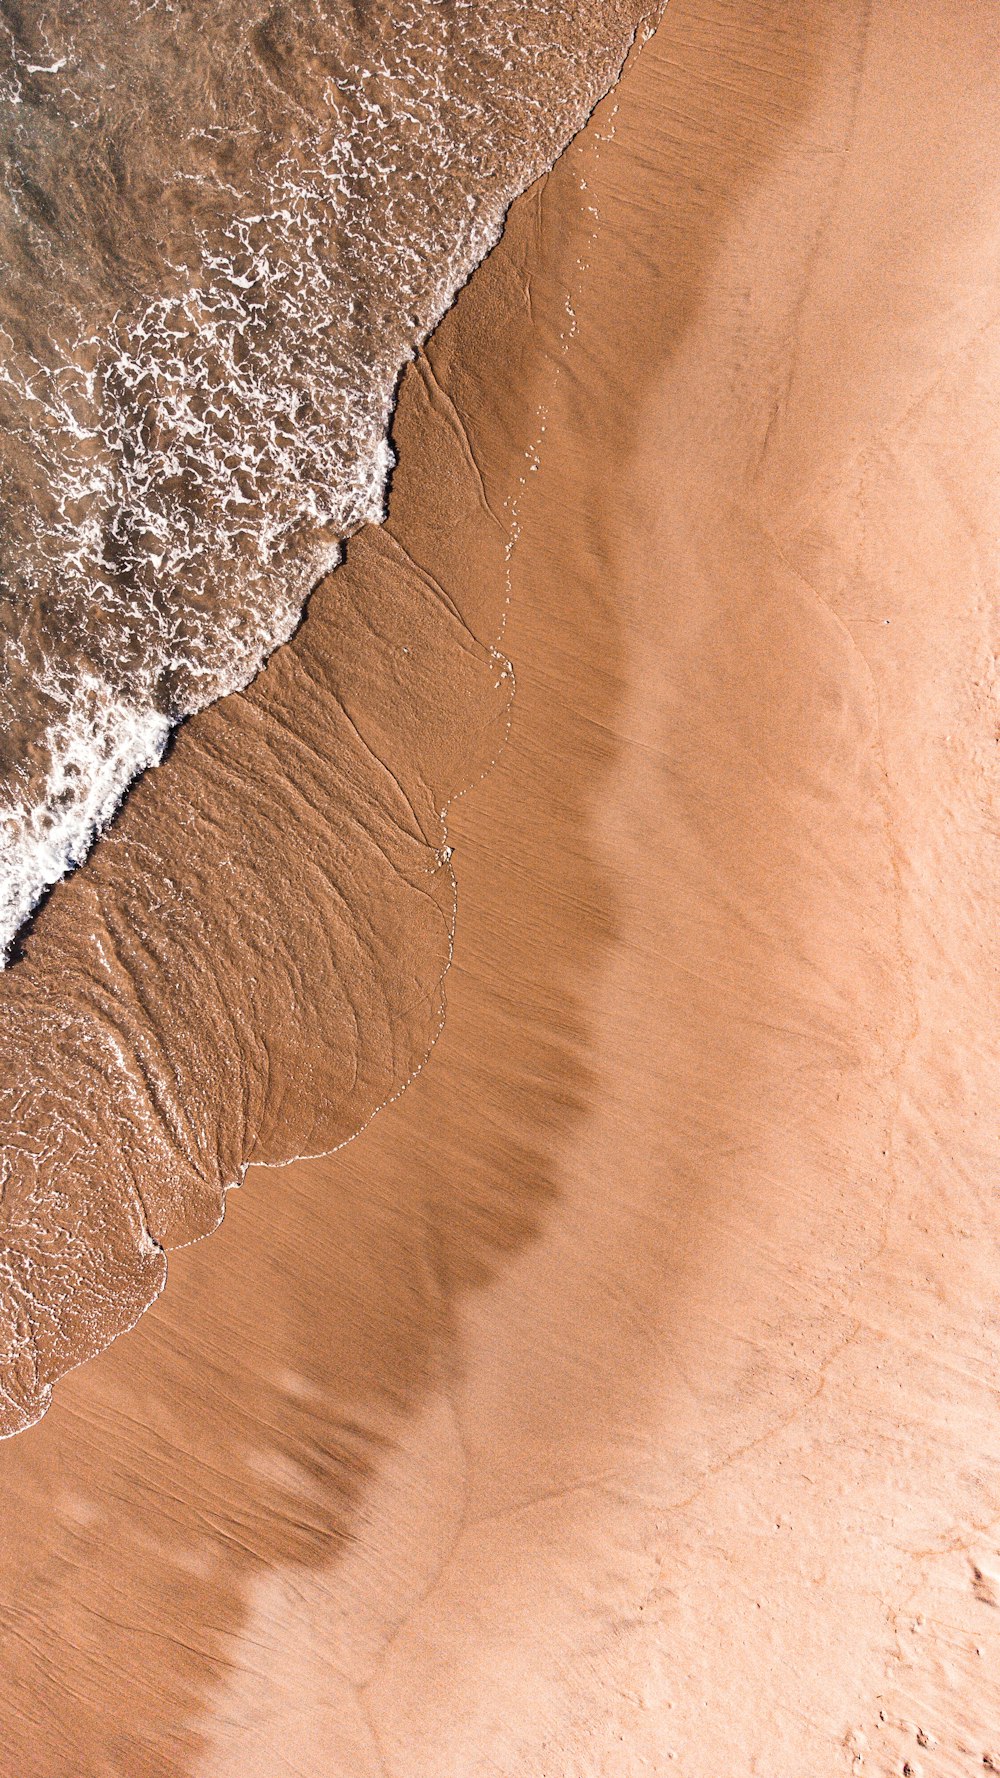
top-left (1, 0), bottom-right (998, 1771)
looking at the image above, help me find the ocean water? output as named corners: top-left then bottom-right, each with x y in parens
top-left (0, 0), bottom-right (642, 960)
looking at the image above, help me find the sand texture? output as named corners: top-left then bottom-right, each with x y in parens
top-left (0, 0), bottom-right (998, 1771)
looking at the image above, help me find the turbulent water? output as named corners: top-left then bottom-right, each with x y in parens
top-left (0, 0), bottom-right (641, 960)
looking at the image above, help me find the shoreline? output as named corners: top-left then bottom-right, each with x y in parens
top-left (0, 2), bottom-right (998, 1770)
top-left (0, 12), bottom-right (661, 1438)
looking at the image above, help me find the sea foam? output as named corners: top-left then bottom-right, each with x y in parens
top-left (0, 0), bottom-right (642, 961)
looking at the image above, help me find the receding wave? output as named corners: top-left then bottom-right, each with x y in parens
top-left (0, 0), bottom-right (646, 961)
top-left (0, 0), bottom-right (660, 1432)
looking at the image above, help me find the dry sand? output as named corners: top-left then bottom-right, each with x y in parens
top-left (1, 0), bottom-right (998, 1771)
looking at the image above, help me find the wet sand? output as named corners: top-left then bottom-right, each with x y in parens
top-left (2, 0), bottom-right (999, 1771)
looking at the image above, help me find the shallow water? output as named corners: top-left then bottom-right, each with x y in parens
top-left (0, 0), bottom-right (645, 960)
top-left (0, 0), bottom-right (657, 1433)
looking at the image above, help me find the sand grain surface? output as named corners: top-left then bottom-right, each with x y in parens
top-left (1, 2), bottom-right (998, 1771)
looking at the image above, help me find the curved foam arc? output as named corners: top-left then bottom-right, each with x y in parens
top-left (0, 678), bottom-right (171, 954)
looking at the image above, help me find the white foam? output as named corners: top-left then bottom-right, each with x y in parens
top-left (0, 3), bottom-right (637, 963)
top-left (0, 675), bottom-right (170, 962)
